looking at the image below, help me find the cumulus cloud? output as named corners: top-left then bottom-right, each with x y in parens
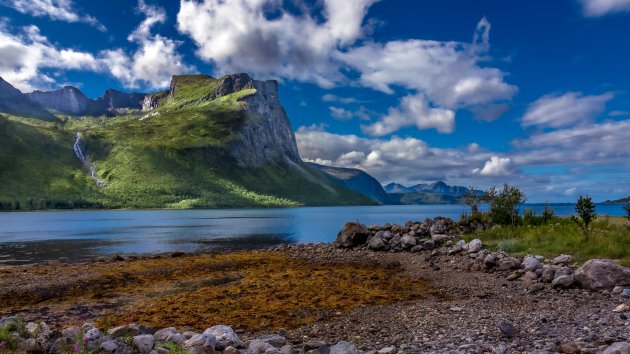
top-left (2, 0), bottom-right (106, 31)
top-left (362, 94), bottom-right (455, 135)
top-left (0, 0), bottom-right (193, 91)
top-left (580, 0), bottom-right (630, 16)
top-left (329, 106), bottom-right (374, 121)
top-left (322, 94), bottom-right (360, 104)
top-left (472, 156), bottom-right (513, 176)
top-left (521, 92), bottom-right (614, 128)
top-left (177, 0), bottom-right (376, 87)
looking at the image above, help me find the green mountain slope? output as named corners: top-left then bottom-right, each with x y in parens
top-left (0, 74), bottom-right (372, 210)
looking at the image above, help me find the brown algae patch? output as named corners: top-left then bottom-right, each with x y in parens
top-left (0, 251), bottom-right (435, 332)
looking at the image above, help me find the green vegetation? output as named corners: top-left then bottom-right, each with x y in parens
top-left (571, 195), bottom-right (597, 239)
top-left (0, 75), bottom-right (371, 210)
top-left (484, 183), bottom-right (526, 227)
top-left (623, 202), bottom-right (630, 221)
top-left (471, 216), bottom-right (630, 265)
top-left (463, 185), bottom-right (481, 215)
top-left (156, 342), bottom-right (187, 354)
top-left (0, 318), bottom-right (25, 354)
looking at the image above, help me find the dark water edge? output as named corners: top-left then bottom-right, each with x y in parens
top-left (0, 204), bottom-right (626, 265)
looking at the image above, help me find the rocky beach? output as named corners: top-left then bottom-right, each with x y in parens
top-left (0, 217), bottom-right (629, 354)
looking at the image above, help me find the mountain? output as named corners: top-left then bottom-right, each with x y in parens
top-left (0, 77), bottom-right (56, 121)
top-left (26, 86), bottom-right (146, 116)
top-left (384, 181), bottom-right (482, 205)
top-left (604, 196), bottom-right (630, 204)
top-left (0, 73), bottom-right (372, 209)
top-left (384, 183), bottom-right (415, 194)
top-left (307, 163), bottom-right (389, 204)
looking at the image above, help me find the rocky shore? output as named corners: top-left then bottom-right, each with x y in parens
top-left (1, 217), bottom-right (630, 353)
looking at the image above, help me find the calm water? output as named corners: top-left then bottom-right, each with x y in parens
top-left (0, 204), bottom-right (626, 264)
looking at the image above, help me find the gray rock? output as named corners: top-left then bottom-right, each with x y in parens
top-left (484, 254), bottom-right (497, 268)
top-left (575, 259), bottom-right (630, 290)
top-left (303, 339), bottom-right (327, 351)
top-left (330, 341), bottom-right (360, 354)
top-left (552, 254), bottom-right (572, 265)
top-left (259, 335), bottom-right (286, 348)
top-left (223, 346), bottom-right (240, 354)
top-left (368, 236), bottom-right (386, 251)
top-left (265, 348), bottom-right (281, 354)
top-left (497, 319), bottom-right (518, 337)
top-left (280, 344), bottom-right (295, 354)
top-left (62, 327), bottom-right (81, 340)
top-left (154, 327), bottom-right (178, 342)
top-left (622, 288), bottom-right (630, 298)
top-left (134, 334), bottom-right (155, 354)
top-left (555, 267), bottom-right (573, 277)
top-left (335, 222), bottom-right (370, 248)
top-left (522, 256), bottom-right (542, 271)
top-left (109, 324), bottom-right (140, 338)
top-left (422, 240), bottom-right (436, 250)
top-left (552, 275), bottom-right (575, 288)
top-left (377, 346), bottom-right (396, 354)
top-left (401, 234), bottom-right (417, 248)
top-left (248, 339), bottom-right (275, 354)
top-left (431, 234), bottom-right (451, 244)
top-left (613, 286), bottom-right (623, 294)
top-left (203, 325), bottom-right (242, 349)
top-left (498, 258), bottom-right (518, 271)
top-left (84, 328), bottom-right (103, 342)
top-left (542, 268), bottom-right (556, 283)
top-left (101, 340), bottom-right (119, 352)
top-left (184, 334), bottom-right (216, 352)
top-left (429, 217), bottom-right (452, 235)
top-left (410, 245), bottom-right (423, 253)
top-left (602, 342), bottom-right (630, 354)
top-left (468, 239), bottom-right (483, 253)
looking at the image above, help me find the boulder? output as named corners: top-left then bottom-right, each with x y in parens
top-left (258, 335), bottom-right (286, 348)
top-left (422, 240), bottom-right (436, 250)
top-left (498, 258), bottom-right (519, 271)
top-left (552, 275), bottom-right (575, 288)
top-left (575, 259), bottom-right (630, 290)
top-left (430, 217), bottom-right (453, 235)
top-left (400, 234), bottom-right (417, 248)
top-left (468, 239), bottom-right (483, 253)
top-left (602, 342), bottom-right (630, 354)
top-left (330, 341), bottom-right (360, 354)
top-left (497, 319), bottom-right (518, 337)
top-left (109, 324), bottom-right (140, 338)
top-left (100, 340), bottom-right (119, 352)
top-left (484, 254), bottom-right (497, 268)
top-left (335, 222), bottom-right (370, 248)
top-left (431, 234), bottom-right (451, 244)
top-left (368, 236), bottom-right (386, 251)
top-left (133, 334), bottom-right (155, 354)
top-left (552, 254), bottom-right (572, 265)
top-left (248, 339), bottom-right (275, 354)
top-left (203, 325), bottom-right (242, 349)
top-left (154, 327), bottom-right (178, 342)
top-left (522, 256), bottom-right (542, 271)
top-left (541, 268), bottom-right (556, 283)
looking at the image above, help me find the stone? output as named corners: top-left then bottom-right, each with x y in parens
top-left (522, 256), bottom-right (542, 271)
top-left (134, 334), bottom-right (155, 354)
top-left (265, 348), bottom-right (281, 354)
top-left (553, 254), bottom-right (572, 265)
top-left (410, 245), bottom-right (423, 253)
top-left (541, 268), bottom-right (556, 283)
top-left (248, 339), bottom-right (275, 354)
top-left (430, 217), bottom-right (452, 235)
top-left (303, 339), bottom-right (327, 351)
top-left (101, 340), bottom-right (120, 352)
top-left (154, 328), bottom-right (178, 342)
top-left (223, 346), bottom-right (240, 354)
top-left (368, 236), bottom-right (386, 251)
top-left (498, 258), bottom-right (518, 271)
top-left (422, 240), bottom-right (436, 250)
top-left (109, 324), bottom-right (140, 338)
top-left (552, 275), bottom-right (575, 288)
top-left (329, 341), bottom-right (360, 354)
top-left (484, 254), bottom-right (497, 268)
top-left (62, 327), bottom-right (81, 339)
top-left (203, 325), bottom-right (242, 348)
top-left (259, 335), bottom-right (286, 348)
top-left (497, 319), bottom-right (518, 337)
top-left (558, 341), bottom-right (580, 353)
top-left (602, 342), bottom-right (630, 354)
top-left (84, 328), bottom-right (103, 342)
top-left (622, 288), bottom-right (630, 298)
top-left (506, 272), bottom-right (521, 281)
top-left (400, 234), bottom-right (417, 248)
top-left (575, 259), bottom-right (630, 290)
top-left (378, 346), bottom-right (396, 354)
top-left (468, 239), bottom-right (483, 253)
top-left (431, 234), bottom-right (451, 244)
top-left (184, 334), bottom-right (216, 352)
top-left (613, 304), bottom-right (630, 312)
top-left (280, 344), bottom-right (295, 354)
top-left (613, 286), bottom-right (623, 294)
top-left (335, 222), bottom-right (370, 248)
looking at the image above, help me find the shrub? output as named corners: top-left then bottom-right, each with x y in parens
top-left (572, 195), bottom-right (597, 239)
top-left (464, 186), bottom-right (481, 216)
top-left (497, 239), bottom-right (526, 253)
top-left (623, 202), bottom-right (630, 221)
top-left (542, 204), bottom-right (555, 224)
top-left (484, 183), bottom-right (526, 227)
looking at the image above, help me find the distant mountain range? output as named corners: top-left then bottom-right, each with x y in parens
top-left (604, 196), bottom-right (630, 204)
top-left (384, 181), bottom-right (482, 205)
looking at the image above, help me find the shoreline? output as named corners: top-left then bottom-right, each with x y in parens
top-left (1, 218), bottom-right (630, 353)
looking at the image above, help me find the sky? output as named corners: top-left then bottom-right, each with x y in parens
top-left (0, 0), bottom-right (629, 202)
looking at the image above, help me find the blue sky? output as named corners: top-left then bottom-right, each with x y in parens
top-left (1, 0), bottom-right (629, 202)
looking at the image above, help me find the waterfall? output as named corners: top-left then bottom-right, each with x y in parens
top-left (73, 133), bottom-right (106, 188)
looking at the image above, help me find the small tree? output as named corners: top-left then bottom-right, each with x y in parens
top-left (464, 185), bottom-right (481, 216)
top-left (572, 195), bottom-right (597, 239)
top-left (484, 183), bottom-right (526, 228)
top-left (541, 203), bottom-right (555, 224)
top-left (623, 202), bottom-right (630, 221)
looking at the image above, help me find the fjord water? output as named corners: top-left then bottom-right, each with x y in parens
top-left (0, 204), bottom-right (626, 265)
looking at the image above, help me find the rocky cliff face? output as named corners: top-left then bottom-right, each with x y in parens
top-left (26, 86), bottom-right (146, 116)
top-left (0, 76), bottom-right (56, 121)
top-left (228, 74), bottom-right (301, 168)
top-left (27, 86), bottom-right (90, 115)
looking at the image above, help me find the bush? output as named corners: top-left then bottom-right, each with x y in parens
top-left (542, 204), bottom-right (555, 224)
top-left (572, 195), bottom-right (597, 239)
top-left (623, 202), bottom-right (630, 221)
top-left (464, 186), bottom-right (481, 216)
top-left (484, 183), bottom-right (526, 227)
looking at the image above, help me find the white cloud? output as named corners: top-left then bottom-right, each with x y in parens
top-left (329, 107), bottom-right (354, 120)
top-left (3, 0), bottom-right (106, 31)
top-left (338, 20), bottom-right (517, 110)
top-left (0, 1), bottom-right (193, 91)
top-left (177, 0), bottom-right (376, 87)
top-left (362, 94), bottom-right (455, 135)
top-left (322, 94), bottom-right (360, 104)
top-left (580, 0), bottom-right (630, 16)
top-left (472, 156), bottom-right (513, 176)
top-left (521, 92), bottom-right (614, 128)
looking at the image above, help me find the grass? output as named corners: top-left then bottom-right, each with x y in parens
top-left (470, 216), bottom-right (630, 265)
top-left (0, 74), bottom-right (372, 209)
